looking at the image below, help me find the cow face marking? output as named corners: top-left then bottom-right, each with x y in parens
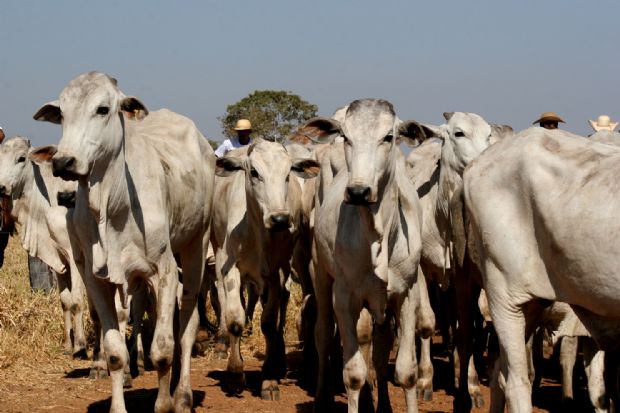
top-left (0, 137), bottom-right (32, 197)
top-left (34, 72), bottom-right (149, 180)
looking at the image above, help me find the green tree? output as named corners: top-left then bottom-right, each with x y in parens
top-left (219, 90), bottom-right (318, 142)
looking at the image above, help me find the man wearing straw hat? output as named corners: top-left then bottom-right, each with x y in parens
top-left (588, 115), bottom-right (618, 133)
top-left (214, 118), bottom-right (253, 157)
top-left (533, 112), bottom-right (565, 130)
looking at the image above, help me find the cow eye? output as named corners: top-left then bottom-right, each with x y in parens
top-left (454, 131), bottom-right (466, 138)
top-left (17, 156), bottom-right (26, 163)
top-left (96, 106), bottom-right (110, 115)
top-left (250, 168), bottom-right (260, 179)
top-left (384, 134), bottom-right (394, 143)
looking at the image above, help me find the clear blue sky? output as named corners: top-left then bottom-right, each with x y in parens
top-left (1, 1), bottom-right (618, 146)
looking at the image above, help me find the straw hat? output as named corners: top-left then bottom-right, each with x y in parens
top-left (588, 115), bottom-right (618, 132)
top-left (233, 119), bottom-right (252, 131)
top-left (532, 112), bottom-right (565, 125)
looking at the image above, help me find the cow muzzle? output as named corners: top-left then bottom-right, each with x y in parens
top-left (57, 191), bottom-right (76, 208)
top-left (345, 185), bottom-right (372, 205)
top-left (268, 213), bottom-right (291, 232)
top-left (0, 185), bottom-right (9, 197)
top-left (52, 156), bottom-right (82, 180)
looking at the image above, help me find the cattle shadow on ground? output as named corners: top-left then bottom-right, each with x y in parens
top-left (86, 388), bottom-right (206, 412)
top-left (295, 400), bottom-right (348, 412)
top-left (207, 368), bottom-right (263, 397)
top-left (64, 367), bottom-right (91, 379)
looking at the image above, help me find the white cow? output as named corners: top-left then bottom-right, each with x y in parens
top-left (406, 112), bottom-right (512, 410)
top-left (464, 127), bottom-right (620, 413)
top-left (33, 72), bottom-right (214, 413)
top-left (0, 136), bottom-right (87, 358)
top-left (307, 99), bottom-right (433, 413)
top-left (211, 138), bottom-right (319, 400)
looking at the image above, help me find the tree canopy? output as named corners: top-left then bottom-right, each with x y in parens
top-left (219, 90), bottom-right (318, 142)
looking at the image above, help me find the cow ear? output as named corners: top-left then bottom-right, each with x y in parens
top-left (398, 120), bottom-right (442, 146)
top-left (33, 100), bottom-right (62, 124)
top-left (29, 145), bottom-right (58, 165)
top-left (291, 158), bottom-right (320, 179)
top-left (296, 117), bottom-right (342, 144)
top-left (120, 96), bottom-right (149, 116)
top-left (443, 112), bottom-right (455, 121)
top-left (490, 124), bottom-right (514, 144)
top-left (215, 156), bottom-right (245, 177)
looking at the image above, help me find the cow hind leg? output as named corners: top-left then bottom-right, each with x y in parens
top-left (69, 266), bottom-right (88, 359)
top-left (172, 243), bottom-right (205, 413)
top-left (559, 335), bottom-right (578, 404)
top-left (151, 256), bottom-right (179, 413)
top-left (57, 272), bottom-right (74, 356)
top-left (582, 337), bottom-right (609, 413)
top-left (373, 315), bottom-right (394, 413)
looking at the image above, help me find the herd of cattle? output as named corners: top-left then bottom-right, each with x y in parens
top-left (1, 71), bottom-right (619, 413)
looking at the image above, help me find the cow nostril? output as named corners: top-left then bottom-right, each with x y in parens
top-left (270, 214), bottom-right (290, 231)
top-left (0, 185), bottom-right (5, 196)
top-left (346, 185), bottom-right (371, 204)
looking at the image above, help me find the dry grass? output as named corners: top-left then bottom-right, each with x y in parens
top-left (0, 234), bottom-right (304, 373)
top-left (0, 237), bottom-right (67, 370)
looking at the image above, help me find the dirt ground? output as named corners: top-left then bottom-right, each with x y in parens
top-left (0, 337), bottom-right (597, 413)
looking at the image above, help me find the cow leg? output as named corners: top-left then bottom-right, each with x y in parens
top-left (70, 268), bottom-right (88, 359)
top-left (373, 313), bottom-right (394, 413)
top-left (395, 287), bottom-right (419, 413)
top-left (129, 281), bottom-right (148, 376)
top-left (211, 268), bottom-right (229, 359)
top-left (56, 271), bottom-right (74, 355)
top-left (115, 290), bottom-right (132, 388)
top-left (333, 282), bottom-right (366, 413)
top-left (453, 276), bottom-right (483, 412)
top-left (216, 248), bottom-right (246, 394)
top-left (313, 264), bottom-right (335, 411)
top-left (260, 272), bottom-right (289, 400)
top-left (151, 256), bottom-right (179, 413)
top-left (172, 242), bottom-right (205, 413)
top-left (489, 297), bottom-right (544, 413)
top-left (416, 267), bottom-right (435, 402)
top-left (560, 335), bottom-right (578, 403)
top-left (245, 282), bottom-right (260, 335)
top-left (83, 276), bottom-right (128, 413)
top-left (582, 337), bottom-right (609, 413)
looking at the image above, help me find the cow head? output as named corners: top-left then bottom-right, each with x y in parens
top-left (299, 99), bottom-right (431, 205)
top-left (29, 145), bottom-right (79, 208)
top-left (0, 137), bottom-right (31, 198)
top-left (424, 112), bottom-right (495, 175)
top-left (216, 139), bottom-right (319, 232)
top-left (33, 72), bottom-right (147, 180)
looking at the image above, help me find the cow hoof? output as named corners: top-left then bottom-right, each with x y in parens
top-left (225, 372), bottom-right (245, 395)
top-left (471, 393), bottom-right (485, 408)
top-left (174, 390), bottom-right (193, 413)
top-left (261, 380), bottom-right (280, 401)
top-left (123, 372), bottom-right (133, 388)
top-left (417, 387), bottom-right (433, 401)
top-left (89, 367), bottom-right (108, 380)
top-left (73, 348), bottom-right (89, 360)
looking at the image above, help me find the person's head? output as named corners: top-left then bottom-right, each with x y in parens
top-left (234, 119), bottom-right (252, 144)
top-left (533, 112), bottom-right (564, 130)
top-left (0, 128), bottom-right (5, 143)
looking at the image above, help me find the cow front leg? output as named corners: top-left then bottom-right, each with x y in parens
top-left (69, 264), bottom-right (88, 359)
top-left (57, 272), bottom-right (74, 355)
top-left (260, 275), bottom-right (288, 400)
top-left (313, 264), bottom-right (335, 411)
top-left (173, 243), bottom-right (205, 413)
top-left (559, 335), bottom-right (578, 404)
top-left (151, 258), bottom-right (179, 413)
top-left (216, 251), bottom-right (246, 394)
top-left (333, 282), bottom-right (366, 413)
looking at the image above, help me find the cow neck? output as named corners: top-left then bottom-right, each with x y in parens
top-left (85, 116), bottom-right (131, 285)
top-left (364, 146), bottom-right (401, 286)
top-left (13, 162), bottom-right (66, 273)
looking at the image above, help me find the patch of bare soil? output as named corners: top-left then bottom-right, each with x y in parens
top-left (0, 337), bottom-right (597, 413)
